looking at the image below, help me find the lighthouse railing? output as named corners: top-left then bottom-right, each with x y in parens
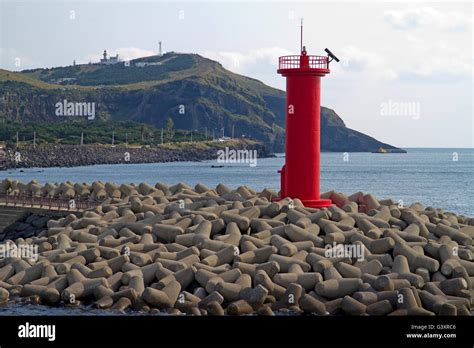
top-left (278, 55), bottom-right (329, 70)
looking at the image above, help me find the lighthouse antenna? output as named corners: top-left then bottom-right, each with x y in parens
top-left (300, 18), bottom-right (304, 53)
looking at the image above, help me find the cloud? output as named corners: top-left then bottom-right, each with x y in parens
top-left (83, 47), bottom-right (156, 64)
top-left (1, 48), bottom-right (39, 71)
top-left (335, 45), bottom-right (398, 80)
top-left (203, 40), bottom-right (472, 86)
top-left (334, 36), bottom-right (472, 82)
top-left (202, 47), bottom-right (292, 73)
top-left (383, 7), bottom-right (472, 31)
top-left (199, 8), bottom-right (472, 86)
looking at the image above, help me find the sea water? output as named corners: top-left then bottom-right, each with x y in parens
top-left (1, 148), bottom-right (472, 215)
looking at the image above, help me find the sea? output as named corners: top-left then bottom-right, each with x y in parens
top-left (0, 147), bottom-right (472, 315)
top-left (1, 148), bottom-right (472, 215)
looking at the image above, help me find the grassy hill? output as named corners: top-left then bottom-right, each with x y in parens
top-left (21, 54), bottom-right (196, 86)
top-left (0, 52), bottom-right (403, 153)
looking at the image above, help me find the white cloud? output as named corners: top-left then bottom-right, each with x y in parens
top-left (203, 39), bottom-right (472, 85)
top-left (407, 42), bottom-right (472, 78)
top-left (2, 48), bottom-right (39, 71)
top-left (383, 7), bottom-right (472, 31)
top-left (83, 47), bottom-right (156, 64)
top-left (202, 47), bottom-right (292, 73)
top-left (337, 45), bottom-right (398, 80)
top-left (333, 34), bottom-right (472, 82)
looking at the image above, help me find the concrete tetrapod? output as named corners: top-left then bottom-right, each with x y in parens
top-left (0, 180), bottom-right (472, 316)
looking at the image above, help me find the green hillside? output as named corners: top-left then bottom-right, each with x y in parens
top-left (0, 52), bottom-right (403, 153)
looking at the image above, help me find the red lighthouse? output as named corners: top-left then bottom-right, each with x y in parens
top-left (277, 22), bottom-right (338, 208)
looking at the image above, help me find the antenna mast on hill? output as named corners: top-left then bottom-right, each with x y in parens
top-left (159, 41), bottom-right (162, 56)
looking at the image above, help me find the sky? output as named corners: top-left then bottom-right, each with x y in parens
top-left (0, 0), bottom-right (473, 148)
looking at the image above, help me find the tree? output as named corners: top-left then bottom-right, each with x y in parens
top-left (165, 117), bottom-right (174, 143)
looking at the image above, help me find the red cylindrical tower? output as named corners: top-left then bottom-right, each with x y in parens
top-left (277, 47), bottom-right (332, 208)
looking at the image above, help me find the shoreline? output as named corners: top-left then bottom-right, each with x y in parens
top-left (1, 149), bottom-right (472, 217)
top-left (0, 140), bottom-right (272, 170)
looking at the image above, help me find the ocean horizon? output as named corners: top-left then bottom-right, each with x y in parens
top-left (1, 147), bottom-right (472, 216)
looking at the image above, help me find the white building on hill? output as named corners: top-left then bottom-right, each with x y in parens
top-left (100, 50), bottom-right (119, 65)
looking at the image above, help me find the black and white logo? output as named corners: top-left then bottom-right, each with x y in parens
top-left (18, 322), bottom-right (56, 341)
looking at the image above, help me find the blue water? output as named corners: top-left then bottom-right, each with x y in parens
top-left (0, 148), bottom-right (473, 216)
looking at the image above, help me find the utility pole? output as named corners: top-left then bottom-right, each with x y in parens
top-left (190, 130), bottom-right (193, 142)
top-left (33, 131), bottom-right (36, 148)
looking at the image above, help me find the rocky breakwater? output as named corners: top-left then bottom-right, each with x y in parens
top-left (0, 140), bottom-right (270, 169)
top-left (1, 211), bottom-right (53, 242)
top-left (0, 210), bottom-right (83, 243)
top-left (0, 183), bottom-right (472, 315)
top-left (1, 178), bottom-right (158, 202)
